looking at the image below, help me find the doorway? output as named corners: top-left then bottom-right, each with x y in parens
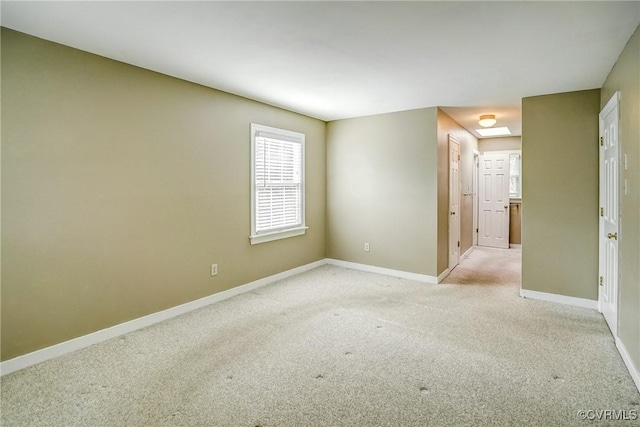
top-left (478, 153), bottom-right (510, 248)
top-left (445, 136), bottom-right (522, 283)
top-left (599, 91), bottom-right (620, 336)
top-left (448, 135), bottom-right (461, 270)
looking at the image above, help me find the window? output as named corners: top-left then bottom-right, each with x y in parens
top-left (509, 153), bottom-right (521, 198)
top-left (250, 123), bottom-right (306, 244)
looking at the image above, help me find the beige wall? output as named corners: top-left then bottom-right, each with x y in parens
top-left (478, 136), bottom-right (522, 153)
top-left (1, 29), bottom-right (326, 360)
top-left (601, 24), bottom-right (640, 375)
top-left (436, 109), bottom-right (478, 273)
top-left (509, 201), bottom-right (522, 245)
top-left (326, 108), bottom-right (477, 278)
top-left (521, 89), bottom-right (600, 299)
top-left (326, 108), bottom-right (438, 276)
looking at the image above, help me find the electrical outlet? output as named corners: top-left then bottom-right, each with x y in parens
top-left (211, 264), bottom-right (218, 276)
top-left (364, 243), bottom-right (370, 252)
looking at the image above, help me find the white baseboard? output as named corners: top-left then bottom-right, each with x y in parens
top-left (616, 336), bottom-right (640, 393)
top-left (437, 268), bottom-right (450, 283)
top-left (460, 247), bottom-right (474, 260)
top-left (519, 289), bottom-right (598, 310)
top-left (326, 259), bottom-right (437, 284)
top-left (509, 244), bottom-right (522, 249)
top-left (0, 259), bottom-right (327, 377)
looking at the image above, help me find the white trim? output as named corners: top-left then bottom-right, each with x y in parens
top-left (437, 268), bottom-right (450, 283)
top-left (519, 289), bottom-right (598, 310)
top-left (479, 149), bottom-right (522, 156)
top-left (600, 90), bottom-right (620, 118)
top-left (249, 226), bottom-right (308, 245)
top-left (509, 244), bottom-right (522, 249)
top-left (460, 247), bottom-right (473, 260)
top-left (615, 336), bottom-right (640, 393)
top-left (0, 259), bottom-right (327, 376)
top-left (326, 259), bottom-right (437, 284)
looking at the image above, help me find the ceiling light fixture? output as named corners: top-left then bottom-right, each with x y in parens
top-left (478, 114), bottom-right (497, 127)
top-left (476, 127), bottom-right (512, 137)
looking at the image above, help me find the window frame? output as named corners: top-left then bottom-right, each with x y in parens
top-left (250, 123), bottom-right (307, 245)
top-left (508, 152), bottom-right (522, 199)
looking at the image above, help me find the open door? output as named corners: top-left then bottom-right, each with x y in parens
top-left (472, 150), bottom-right (479, 247)
top-left (448, 136), bottom-right (461, 270)
top-left (599, 92), bottom-right (620, 336)
top-left (478, 153), bottom-right (510, 249)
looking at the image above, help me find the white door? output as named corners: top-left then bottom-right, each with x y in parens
top-left (599, 92), bottom-right (620, 336)
top-left (449, 136), bottom-right (461, 270)
top-left (473, 151), bottom-right (479, 247)
top-left (478, 153), bottom-right (510, 249)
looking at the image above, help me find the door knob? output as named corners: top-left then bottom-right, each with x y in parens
top-left (607, 232), bottom-right (618, 240)
top-left (504, 205), bottom-right (509, 209)
top-left (450, 211), bottom-right (455, 216)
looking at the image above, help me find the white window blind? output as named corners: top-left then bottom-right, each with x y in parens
top-left (250, 124), bottom-right (306, 244)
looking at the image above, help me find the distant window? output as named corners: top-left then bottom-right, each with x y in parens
top-left (250, 123), bottom-right (306, 244)
top-left (509, 153), bottom-right (521, 198)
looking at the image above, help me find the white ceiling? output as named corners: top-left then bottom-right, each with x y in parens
top-left (2, 1), bottom-right (639, 138)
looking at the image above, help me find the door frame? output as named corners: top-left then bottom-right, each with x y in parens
top-left (448, 135), bottom-right (461, 270)
top-left (598, 91), bottom-right (621, 336)
top-left (473, 149), bottom-right (480, 247)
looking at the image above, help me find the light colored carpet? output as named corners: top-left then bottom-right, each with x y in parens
top-left (1, 247), bottom-right (639, 426)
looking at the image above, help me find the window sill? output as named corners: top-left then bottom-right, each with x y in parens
top-left (249, 226), bottom-right (308, 245)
